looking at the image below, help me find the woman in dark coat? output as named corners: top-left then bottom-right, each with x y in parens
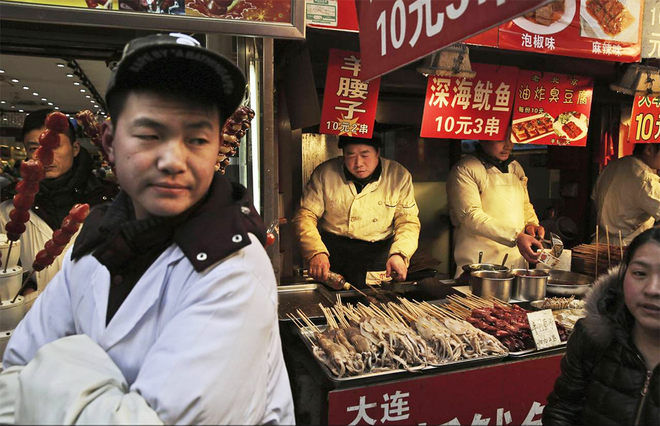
top-left (543, 227), bottom-right (660, 425)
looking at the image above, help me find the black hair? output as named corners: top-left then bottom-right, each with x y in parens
top-left (338, 135), bottom-right (382, 150)
top-left (633, 143), bottom-right (660, 156)
top-left (21, 109), bottom-right (76, 144)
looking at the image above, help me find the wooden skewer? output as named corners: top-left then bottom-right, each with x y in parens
top-left (595, 225), bottom-right (599, 277)
top-left (619, 230), bottom-right (624, 260)
top-left (605, 225), bottom-right (611, 269)
top-left (3, 241), bottom-right (14, 273)
top-left (11, 270), bottom-right (36, 304)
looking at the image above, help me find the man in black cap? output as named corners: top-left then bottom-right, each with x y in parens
top-left (293, 136), bottom-right (420, 287)
top-left (0, 33), bottom-right (294, 425)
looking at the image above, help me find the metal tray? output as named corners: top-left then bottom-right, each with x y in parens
top-left (296, 324), bottom-right (508, 382)
top-left (507, 341), bottom-right (567, 358)
top-left (277, 284), bottom-right (334, 321)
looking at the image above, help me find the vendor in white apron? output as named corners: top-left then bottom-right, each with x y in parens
top-left (591, 143), bottom-right (660, 245)
top-left (293, 136), bottom-right (421, 287)
top-left (447, 134), bottom-right (544, 278)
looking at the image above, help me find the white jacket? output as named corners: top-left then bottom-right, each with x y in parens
top-left (591, 155), bottom-right (660, 244)
top-left (0, 234), bottom-right (295, 425)
top-left (0, 200), bottom-right (76, 291)
top-left (293, 157), bottom-right (420, 263)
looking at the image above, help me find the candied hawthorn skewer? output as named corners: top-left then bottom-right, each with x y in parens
top-left (217, 105), bottom-right (255, 174)
top-left (3, 112), bottom-right (68, 272)
top-left (11, 203), bottom-right (90, 302)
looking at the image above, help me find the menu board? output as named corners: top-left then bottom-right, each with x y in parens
top-left (499, 0), bottom-right (643, 63)
top-left (511, 70), bottom-right (594, 146)
top-left (420, 64), bottom-right (519, 141)
top-left (319, 49), bottom-right (381, 139)
top-left (629, 95), bottom-right (660, 143)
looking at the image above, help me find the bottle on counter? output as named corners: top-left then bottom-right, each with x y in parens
top-left (322, 271), bottom-right (352, 291)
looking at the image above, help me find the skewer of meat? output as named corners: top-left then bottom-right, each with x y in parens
top-left (217, 105), bottom-right (255, 174)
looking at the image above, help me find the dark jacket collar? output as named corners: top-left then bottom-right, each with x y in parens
top-left (72, 174), bottom-right (267, 272)
top-left (343, 160), bottom-right (382, 194)
top-left (474, 145), bottom-right (514, 174)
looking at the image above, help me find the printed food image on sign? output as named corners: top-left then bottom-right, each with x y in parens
top-left (511, 71), bottom-right (594, 146)
top-left (120, 0), bottom-right (184, 14)
top-left (515, 0), bottom-right (575, 35)
top-left (580, 0), bottom-right (640, 43)
top-left (186, 0), bottom-right (291, 22)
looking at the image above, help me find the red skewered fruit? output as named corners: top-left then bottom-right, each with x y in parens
top-left (15, 180), bottom-right (39, 196)
top-left (34, 147), bottom-right (54, 166)
top-left (20, 160), bottom-right (45, 182)
top-left (38, 130), bottom-right (61, 150)
top-left (217, 105), bottom-right (255, 174)
top-left (31, 203), bottom-right (90, 272)
top-left (45, 111), bottom-right (70, 134)
top-left (9, 209), bottom-right (30, 224)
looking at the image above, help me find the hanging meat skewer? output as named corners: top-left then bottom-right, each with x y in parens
top-left (217, 105), bottom-right (255, 174)
top-left (3, 112), bottom-right (69, 272)
top-left (11, 203), bottom-right (90, 303)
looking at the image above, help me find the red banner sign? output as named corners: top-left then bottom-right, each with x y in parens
top-left (510, 70), bottom-right (594, 146)
top-left (629, 95), bottom-right (660, 143)
top-left (328, 355), bottom-right (563, 425)
top-left (499, 0), bottom-right (642, 63)
top-left (420, 64), bottom-right (519, 141)
top-left (355, 0), bottom-right (552, 81)
top-left (320, 49), bottom-right (381, 139)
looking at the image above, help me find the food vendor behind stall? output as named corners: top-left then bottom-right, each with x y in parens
top-left (447, 131), bottom-right (544, 278)
top-left (293, 136), bottom-right (420, 287)
top-left (591, 143), bottom-right (660, 245)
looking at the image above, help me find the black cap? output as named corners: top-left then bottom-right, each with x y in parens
top-left (338, 136), bottom-right (382, 150)
top-left (106, 33), bottom-right (246, 120)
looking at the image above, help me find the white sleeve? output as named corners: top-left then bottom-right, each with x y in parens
top-left (0, 366), bottom-right (22, 424)
top-left (130, 250), bottom-right (293, 425)
top-left (13, 335), bottom-right (162, 425)
top-left (2, 248), bottom-right (77, 369)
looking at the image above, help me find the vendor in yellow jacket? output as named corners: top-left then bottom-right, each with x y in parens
top-left (447, 132), bottom-right (544, 278)
top-left (293, 136), bottom-right (420, 287)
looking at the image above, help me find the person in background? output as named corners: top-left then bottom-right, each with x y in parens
top-left (543, 227), bottom-right (659, 425)
top-left (0, 109), bottom-right (118, 300)
top-left (446, 131), bottom-right (544, 278)
top-left (592, 143), bottom-right (660, 245)
top-left (0, 33), bottom-right (294, 425)
top-left (293, 136), bottom-right (420, 287)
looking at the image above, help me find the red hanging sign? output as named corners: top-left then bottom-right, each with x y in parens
top-left (629, 95), bottom-right (660, 143)
top-left (420, 63), bottom-right (519, 140)
top-left (320, 49), bottom-right (381, 139)
top-left (499, 0), bottom-right (642, 63)
top-left (328, 355), bottom-right (562, 425)
top-left (511, 70), bottom-right (594, 146)
top-left (355, 0), bottom-right (552, 81)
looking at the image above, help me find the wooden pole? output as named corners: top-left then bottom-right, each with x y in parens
top-left (619, 230), bottom-right (624, 260)
top-left (3, 241), bottom-right (13, 273)
top-left (11, 269), bottom-right (35, 303)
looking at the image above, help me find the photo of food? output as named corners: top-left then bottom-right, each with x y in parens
top-left (186, 0), bottom-right (291, 22)
top-left (552, 111), bottom-right (589, 144)
top-left (513, 0), bottom-right (576, 35)
top-left (579, 0), bottom-right (640, 43)
top-left (511, 113), bottom-right (556, 144)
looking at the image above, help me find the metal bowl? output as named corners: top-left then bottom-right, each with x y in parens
top-left (546, 270), bottom-right (593, 296)
top-left (511, 269), bottom-right (548, 301)
top-left (470, 270), bottom-right (514, 302)
top-left (462, 263), bottom-right (510, 274)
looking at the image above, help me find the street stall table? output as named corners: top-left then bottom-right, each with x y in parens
top-left (279, 278), bottom-right (569, 425)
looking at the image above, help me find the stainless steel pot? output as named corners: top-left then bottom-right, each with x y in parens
top-left (511, 269), bottom-right (548, 301)
top-left (547, 270), bottom-right (593, 296)
top-left (470, 270), bottom-right (514, 302)
top-left (462, 263), bottom-right (510, 274)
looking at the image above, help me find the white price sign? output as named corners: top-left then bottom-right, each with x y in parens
top-left (526, 309), bottom-right (561, 350)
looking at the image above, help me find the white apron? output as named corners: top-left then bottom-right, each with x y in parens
top-left (454, 172), bottom-right (527, 277)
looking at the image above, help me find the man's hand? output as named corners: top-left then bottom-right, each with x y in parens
top-left (308, 253), bottom-right (330, 282)
top-left (386, 254), bottom-right (407, 281)
top-left (516, 233), bottom-right (543, 264)
top-left (525, 224), bottom-right (545, 240)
